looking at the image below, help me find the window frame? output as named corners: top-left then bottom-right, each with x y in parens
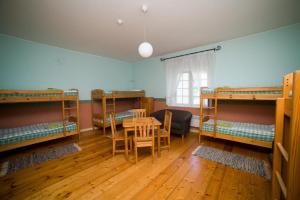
top-left (175, 71), bottom-right (206, 108)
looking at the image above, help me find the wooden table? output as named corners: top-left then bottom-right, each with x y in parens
top-left (122, 117), bottom-right (162, 159)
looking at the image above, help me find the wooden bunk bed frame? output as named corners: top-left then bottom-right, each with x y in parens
top-left (201, 86), bottom-right (283, 100)
top-left (91, 89), bottom-right (146, 134)
top-left (199, 86), bottom-right (283, 148)
top-left (0, 89), bottom-right (80, 152)
top-left (272, 71), bottom-right (300, 200)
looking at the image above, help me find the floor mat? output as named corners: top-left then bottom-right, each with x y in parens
top-left (0, 143), bottom-right (81, 176)
top-left (192, 145), bottom-right (271, 179)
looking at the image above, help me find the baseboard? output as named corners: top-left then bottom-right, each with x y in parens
top-left (80, 127), bottom-right (93, 133)
top-left (190, 127), bottom-right (199, 133)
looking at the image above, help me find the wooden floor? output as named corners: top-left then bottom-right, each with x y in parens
top-left (0, 130), bottom-right (272, 200)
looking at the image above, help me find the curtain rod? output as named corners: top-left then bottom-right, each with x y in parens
top-left (160, 45), bottom-right (221, 62)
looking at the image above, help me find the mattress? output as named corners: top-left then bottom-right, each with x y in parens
top-left (0, 122), bottom-right (77, 145)
top-left (202, 119), bottom-right (275, 142)
top-left (0, 90), bottom-right (78, 97)
top-left (102, 90), bottom-right (144, 96)
top-left (190, 115), bottom-right (200, 128)
top-left (201, 88), bottom-right (282, 95)
top-left (63, 90), bottom-right (78, 96)
top-left (93, 111), bottom-right (134, 124)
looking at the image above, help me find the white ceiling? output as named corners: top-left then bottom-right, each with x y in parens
top-left (0, 0), bottom-right (299, 62)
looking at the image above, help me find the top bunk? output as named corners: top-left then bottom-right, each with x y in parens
top-left (0, 89), bottom-right (79, 103)
top-left (201, 86), bottom-right (282, 100)
top-left (282, 71), bottom-right (299, 117)
top-left (91, 89), bottom-right (145, 99)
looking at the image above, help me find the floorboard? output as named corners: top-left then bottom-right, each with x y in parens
top-left (0, 130), bottom-right (272, 200)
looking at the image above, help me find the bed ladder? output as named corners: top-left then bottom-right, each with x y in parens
top-left (106, 97), bottom-right (116, 113)
top-left (62, 93), bottom-right (80, 138)
top-left (272, 71), bottom-right (300, 200)
top-left (102, 95), bottom-right (116, 135)
top-left (272, 98), bottom-right (288, 199)
top-left (199, 95), bottom-right (217, 142)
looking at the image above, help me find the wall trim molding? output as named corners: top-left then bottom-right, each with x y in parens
top-left (80, 100), bottom-right (91, 103)
top-left (154, 98), bottom-right (166, 101)
top-left (190, 127), bottom-right (199, 133)
top-left (80, 127), bottom-right (93, 132)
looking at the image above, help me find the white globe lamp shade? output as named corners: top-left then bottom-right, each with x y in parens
top-left (138, 42), bottom-right (153, 58)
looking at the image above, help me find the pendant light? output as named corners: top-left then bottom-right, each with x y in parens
top-left (138, 4), bottom-right (153, 58)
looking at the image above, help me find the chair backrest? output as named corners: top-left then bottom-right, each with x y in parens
top-left (163, 110), bottom-right (172, 134)
top-left (109, 112), bottom-right (117, 138)
top-left (131, 109), bottom-right (146, 118)
top-left (134, 118), bottom-right (155, 141)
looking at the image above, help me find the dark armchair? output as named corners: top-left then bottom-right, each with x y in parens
top-left (150, 109), bottom-right (192, 140)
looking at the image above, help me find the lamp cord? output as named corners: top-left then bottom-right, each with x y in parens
top-left (143, 11), bottom-right (147, 42)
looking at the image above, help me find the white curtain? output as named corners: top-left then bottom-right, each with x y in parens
top-left (165, 51), bottom-right (215, 106)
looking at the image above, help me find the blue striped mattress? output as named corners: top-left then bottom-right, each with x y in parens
top-left (0, 90), bottom-right (78, 97)
top-left (0, 122), bottom-right (77, 145)
top-left (202, 119), bottom-right (275, 142)
top-left (201, 88), bottom-right (282, 95)
top-left (93, 111), bottom-right (134, 124)
top-left (103, 89), bottom-right (144, 94)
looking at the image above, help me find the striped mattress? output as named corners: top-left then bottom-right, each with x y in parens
top-left (93, 111), bottom-right (134, 124)
top-left (0, 122), bottom-right (77, 145)
top-left (201, 88), bottom-right (282, 95)
top-left (0, 90), bottom-right (78, 97)
top-left (202, 119), bottom-right (275, 142)
top-left (103, 89), bottom-right (144, 94)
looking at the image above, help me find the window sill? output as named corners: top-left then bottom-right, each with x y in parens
top-left (168, 104), bottom-right (201, 108)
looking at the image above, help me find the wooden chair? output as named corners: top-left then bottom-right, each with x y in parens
top-left (159, 110), bottom-right (172, 151)
top-left (131, 109), bottom-right (146, 118)
top-left (110, 112), bottom-right (132, 156)
top-left (134, 118), bottom-right (155, 163)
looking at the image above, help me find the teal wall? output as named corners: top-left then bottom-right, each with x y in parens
top-left (0, 35), bottom-right (133, 100)
top-left (133, 23), bottom-right (300, 98)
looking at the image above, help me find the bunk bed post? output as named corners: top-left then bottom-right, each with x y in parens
top-left (283, 73), bottom-right (293, 98)
top-left (287, 71), bottom-right (300, 200)
top-left (113, 95), bottom-right (116, 114)
top-left (272, 98), bottom-right (285, 200)
top-left (102, 96), bottom-right (107, 135)
top-left (213, 96), bottom-right (218, 138)
top-left (76, 90), bottom-right (80, 140)
top-left (91, 94), bottom-right (94, 131)
top-left (62, 91), bottom-right (66, 137)
top-left (199, 95), bottom-right (203, 144)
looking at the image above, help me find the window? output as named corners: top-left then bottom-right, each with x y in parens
top-left (165, 51), bottom-right (215, 107)
top-left (176, 72), bottom-right (189, 105)
top-left (176, 72), bottom-right (208, 107)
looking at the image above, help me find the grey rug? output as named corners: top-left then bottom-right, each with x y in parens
top-left (192, 146), bottom-right (271, 179)
top-left (0, 143), bottom-right (81, 177)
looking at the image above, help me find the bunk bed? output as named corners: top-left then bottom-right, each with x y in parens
top-left (0, 89), bottom-right (80, 152)
top-left (201, 87), bottom-right (282, 100)
top-left (199, 86), bottom-right (283, 148)
top-left (91, 89), bottom-right (146, 134)
top-left (272, 71), bottom-right (300, 200)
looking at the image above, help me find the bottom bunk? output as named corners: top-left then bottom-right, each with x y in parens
top-left (0, 121), bottom-right (78, 152)
top-left (92, 110), bottom-right (134, 128)
top-left (200, 119), bottom-right (275, 148)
